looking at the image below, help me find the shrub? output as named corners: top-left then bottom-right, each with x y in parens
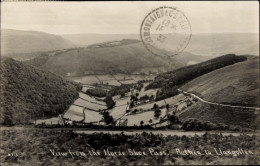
top-left (86, 88), bottom-right (107, 97)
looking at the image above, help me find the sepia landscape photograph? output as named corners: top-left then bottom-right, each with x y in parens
top-left (0, 1), bottom-right (259, 165)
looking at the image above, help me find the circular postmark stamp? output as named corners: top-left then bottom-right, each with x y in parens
top-left (140, 7), bottom-right (192, 57)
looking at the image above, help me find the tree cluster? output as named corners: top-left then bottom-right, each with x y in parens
top-left (86, 88), bottom-right (106, 97)
top-left (104, 95), bottom-right (116, 109)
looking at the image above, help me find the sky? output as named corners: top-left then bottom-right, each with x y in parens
top-left (1, 1), bottom-right (259, 35)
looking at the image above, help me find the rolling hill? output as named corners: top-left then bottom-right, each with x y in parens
top-left (0, 57), bottom-right (82, 124)
top-left (186, 33), bottom-right (259, 57)
top-left (178, 56), bottom-right (259, 129)
top-left (25, 39), bottom-right (209, 76)
top-left (147, 54), bottom-right (259, 128)
top-left (181, 55), bottom-right (259, 106)
top-left (1, 29), bottom-right (75, 55)
top-left (62, 33), bottom-right (139, 46)
top-left (62, 33), bottom-right (259, 57)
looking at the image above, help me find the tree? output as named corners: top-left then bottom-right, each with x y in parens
top-left (130, 101), bottom-right (135, 108)
top-left (153, 103), bottom-right (158, 109)
top-left (140, 120), bottom-right (144, 126)
top-left (120, 93), bottom-right (125, 98)
top-left (166, 104), bottom-right (170, 110)
top-left (150, 95), bottom-right (154, 102)
top-left (104, 95), bottom-right (116, 109)
top-left (135, 92), bottom-right (139, 98)
top-left (103, 111), bottom-right (114, 125)
top-left (154, 109), bottom-right (161, 118)
top-left (167, 114), bottom-right (179, 124)
top-left (149, 119), bottom-right (153, 123)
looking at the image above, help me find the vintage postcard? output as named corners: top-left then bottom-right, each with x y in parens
top-left (0, 1), bottom-right (259, 165)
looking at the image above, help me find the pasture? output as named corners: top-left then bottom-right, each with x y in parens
top-left (63, 105), bottom-right (84, 121)
top-left (133, 94), bottom-right (187, 110)
top-left (125, 108), bottom-right (167, 126)
top-left (74, 98), bottom-right (107, 110)
top-left (79, 92), bottom-right (106, 106)
top-left (36, 117), bottom-right (60, 125)
top-left (84, 109), bottom-right (103, 123)
top-left (70, 75), bottom-right (100, 84)
top-left (69, 74), bottom-right (155, 86)
top-left (109, 105), bottom-right (128, 120)
top-left (102, 80), bottom-right (121, 86)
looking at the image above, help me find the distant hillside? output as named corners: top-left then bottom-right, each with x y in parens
top-left (62, 33), bottom-right (258, 57)
top-left (186, 33), bottom-right (259, 57)
top-left (62, 33), bottom-right (139, 46)
top-left (0, 58), bottom-right (82, 124)
top-left (1, 29), bottom-right (75, 55)
top-left (26, 39), bottom-right (209, 76)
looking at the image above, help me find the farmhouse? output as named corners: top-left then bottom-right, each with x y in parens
top-left (177, 101), bottom-right (188, 112)
top-left (117, 119), bottom-right (128, 127)
top-left (99, 119), bottom-right (106, 125)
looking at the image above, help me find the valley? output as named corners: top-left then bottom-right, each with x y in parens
top-left (1, 30), bottom-right (259, 131)
top-left (1, 52), bottom-right (259, 131)
top-left (1, 3), bottom-right (259, 165)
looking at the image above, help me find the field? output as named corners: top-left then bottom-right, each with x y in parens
top-left (109, 105), bottom-right (128, 120)
top-left (118, 80), bottom-right (136, 84)
top-left (178, 101), bottom-right (258, 129)
top-left (63, 105), bottom-right (84, 121)
top-left (138, 88), bottom-right (158, 98)
top-left (70, 75), bottom-right (100, 84)
top-left (103, 80), bottom-right (121, 86)
top-left (69, 74), bottom-right (155, 86)
top-left (164, 94), bottom-right (186, 105)
top-left (78, 92), bottom-right (107, 106)
top-left (109, 95), bottom-right (131, 119)
top-left (125, 108), bottom-right (168, 126)
top-left (114, 96), bottom-right (131, 106)
top-left (96, 74), bottom-right (115, 80)
top-left (84, 109), bottom-right (103, 123)
top-left (74, 98), bottom-right (107, 110)
top-left (36, 117), bottom-right (60, 125)
top-left (36, 90), bottom-right (107, 124)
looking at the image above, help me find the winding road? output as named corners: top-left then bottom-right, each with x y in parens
top-left (178, 89), bottom-right (260, 111)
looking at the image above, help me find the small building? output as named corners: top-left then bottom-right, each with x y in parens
top-left (117, 119), bottom-right (128, 127)
top-left (99, 119), bottom-right (106, 125)
top-left (177, 101), bottom-right (188, 112)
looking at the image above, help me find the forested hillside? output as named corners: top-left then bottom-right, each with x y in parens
top-left (0, 58), bottom-right (82, 124)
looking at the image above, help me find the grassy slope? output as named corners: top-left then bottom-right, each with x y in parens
top-left (181, 56), bottom-right (259, 106)
top-left (179, 56), bottom-right (259, 128)
top-left (0, 58), bottom-right (82, 124)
